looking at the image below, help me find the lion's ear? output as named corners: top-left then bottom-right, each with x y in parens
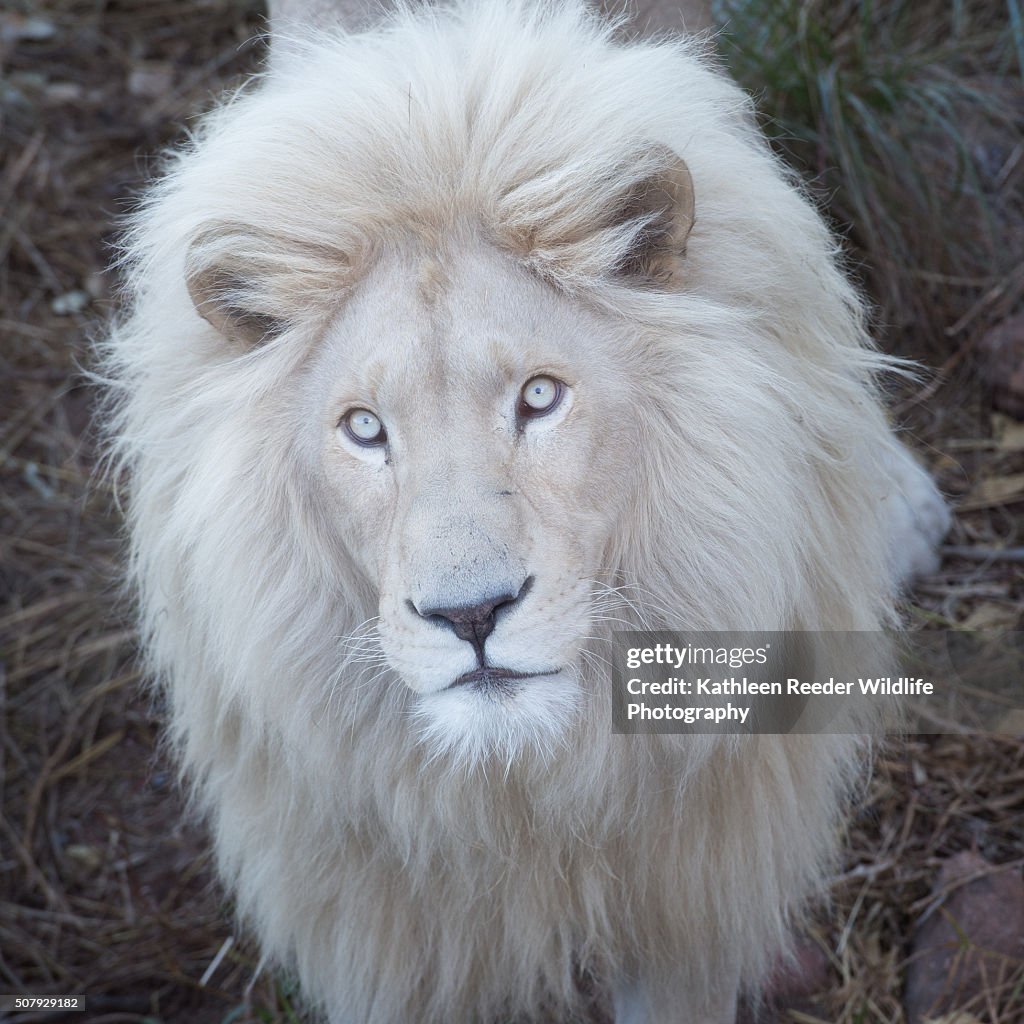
top-left (510, 147), bottom-right (696, 290)
top-left (185, 223), bottom-right (346, 347)
top-left (614, 151), bottom-right (695, 289)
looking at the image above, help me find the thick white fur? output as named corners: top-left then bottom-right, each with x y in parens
top-left (101, 2), bottom-right (947, 1021)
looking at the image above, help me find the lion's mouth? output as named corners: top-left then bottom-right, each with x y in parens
top-left (449, 666), bottom-right (558, 692)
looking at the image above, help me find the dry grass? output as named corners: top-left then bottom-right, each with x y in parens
top-left (814, 734), bottom-right (1024, 1024)
top-left (1, 2), bottom-right (1021, 1023)
top-left (1, 4), bottom-right (303, 1019)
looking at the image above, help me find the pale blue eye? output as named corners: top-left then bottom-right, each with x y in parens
top-left (344, 409), bottom-right (386, 446)
top-left (520, 376), bottom-right (562, 415)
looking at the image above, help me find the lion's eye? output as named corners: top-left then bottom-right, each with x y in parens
top-left (343, 408), bottom-right (387, 447)
top-left (519, 376), bottom-right (563, 417)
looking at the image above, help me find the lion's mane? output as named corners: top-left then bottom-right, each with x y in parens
top-left (102, 2), bottom-right (900, 1020)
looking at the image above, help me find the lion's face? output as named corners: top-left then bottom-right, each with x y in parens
top-left (307, 241), bottom-right (641, 752)
top-left (177, 121), bottom-right (694, 760)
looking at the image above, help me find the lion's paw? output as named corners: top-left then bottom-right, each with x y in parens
top-left (882, 444), bottom-right (951, 587)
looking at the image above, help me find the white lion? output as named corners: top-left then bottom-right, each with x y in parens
top-left (102, 2), bottom-right (948, 1021)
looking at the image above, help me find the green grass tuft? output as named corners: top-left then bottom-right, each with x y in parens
top-left (713, 0), bottom-right (1024, 354)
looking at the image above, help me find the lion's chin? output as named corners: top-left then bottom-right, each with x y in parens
top-left (410, 670), bottom-right (581, 767)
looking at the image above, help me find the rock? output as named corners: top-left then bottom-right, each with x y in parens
top-left (0, 14), bottom-right (57, 43)
top-left (764, 938), bottom-right (831, 1003)
top-left (905, 852), bottom-right (1024, 1024)
top-left (734, 937), bottom-right (831, 1023)
top-left (50, 289), bottom-right (90, 315)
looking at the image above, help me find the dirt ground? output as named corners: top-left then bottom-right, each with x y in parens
top-left (1, 2), bottom-right (1022, 1023)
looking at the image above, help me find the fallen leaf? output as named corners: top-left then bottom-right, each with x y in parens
top-left (65, 844), bottom-right (103, 872)
top-left (960, 602), bottom-right (1019, 631)
top-left (962, 473), bottom-right (1024, 510)
top-left (990, 413), bottom-right (1024, 451)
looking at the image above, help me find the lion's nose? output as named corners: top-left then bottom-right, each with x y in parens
top-left (414, 577), bottom-right (533, 658)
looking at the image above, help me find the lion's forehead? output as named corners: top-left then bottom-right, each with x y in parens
top-left (315, 243), bottom-right (600, 410)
